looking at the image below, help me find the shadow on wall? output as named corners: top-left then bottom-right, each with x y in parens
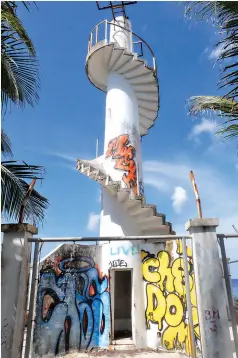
top-left (33, 246), bottom-right (110, 357)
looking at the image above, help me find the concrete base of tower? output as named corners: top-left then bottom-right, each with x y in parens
top-left (100, 187), bottom-right (141, 237)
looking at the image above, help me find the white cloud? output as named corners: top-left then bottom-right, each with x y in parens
top-left (171, 186), bottom-right (188, 214)
top-left (143, 158), bottom-right (238, 235)
top-left (188, 118), bottom-right (216, 143)
top-left (209, 44), bottom-right (224, 60)
top-left (49, 152), bottom-right (77, 163)
top-left (235, 164), bottom-right (238, 170)
top-left (143, 176), bottom-right (170, 192)
top-left (87, 212), bottom-right (100, 232)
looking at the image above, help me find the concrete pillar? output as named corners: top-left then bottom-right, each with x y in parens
top-left (186, 218), bottom-right (233, 358)
top-left (1, 224), bottom-right (38, 358)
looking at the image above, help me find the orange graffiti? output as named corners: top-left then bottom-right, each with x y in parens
top-left (106, 134), bottom-right (137, 195)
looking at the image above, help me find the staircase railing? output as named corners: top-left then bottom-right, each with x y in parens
top-left (87, 20), bottom-right (157, 76)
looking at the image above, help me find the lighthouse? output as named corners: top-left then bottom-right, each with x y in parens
top-left (77, 6), bottom-right (173, 238)
top-left (32, 4), bottom-right (202, 356)
top-left (76, 2), bottom-right (176, 348)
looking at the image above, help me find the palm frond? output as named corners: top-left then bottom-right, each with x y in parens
top-left (1, 1), bottom-right (35, 55)
top-left (1, 1), bottom-right (39, 111)
top-left (1, 161), bottom-right (49, 224)
top-left (1, 129), bottom-right (13, 157)
top-left (188, 95), bottom-right (238, 116)
top-left (187, 95), bottom-right (238, 140)
top-left (185, 2), bottom-right (238, 101)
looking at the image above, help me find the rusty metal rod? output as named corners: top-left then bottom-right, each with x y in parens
top-left (190, 171), bottom-right (202, 219)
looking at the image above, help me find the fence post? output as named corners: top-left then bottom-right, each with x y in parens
top-left (186, 218), bottom-right (233, 358)
top-left (24, 241), bottom-right (40, 358)
top-left (1, 224), bottom-right (38, 358)
top-left (219, 236), bottom-right (238, 357)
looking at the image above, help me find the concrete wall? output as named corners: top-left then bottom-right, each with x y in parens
top-left (33, 244), bottom-right (110, 357)
top-left (1, 224), bottom-right (36, 358)
top-left (33, 240), bottom-right (202, 356)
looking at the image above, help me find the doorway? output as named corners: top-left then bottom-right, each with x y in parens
top-left (112, 269), bottom-right (132, 340)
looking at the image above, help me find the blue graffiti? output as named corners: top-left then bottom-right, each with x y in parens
top-left (33, 257), bottom-right (110, 357)
top-left (110, 244), bottom-right (139, 256)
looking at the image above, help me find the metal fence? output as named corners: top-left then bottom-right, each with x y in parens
top-left (22, 234), bottom-right (238, 358)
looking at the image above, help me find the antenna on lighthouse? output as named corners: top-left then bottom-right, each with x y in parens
top-left (96, 137), bottom-right (99, 158)
top-left (96, 1), bottom-right (137, 23)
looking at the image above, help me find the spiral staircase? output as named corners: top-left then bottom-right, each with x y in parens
top-left (77, 20), bottom-right (174, 235)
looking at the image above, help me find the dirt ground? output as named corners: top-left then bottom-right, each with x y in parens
top-left (57, 349), bottom-right (187, 358)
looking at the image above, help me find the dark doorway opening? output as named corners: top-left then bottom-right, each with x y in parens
top-left (114, 270), bottom-right (132, 340)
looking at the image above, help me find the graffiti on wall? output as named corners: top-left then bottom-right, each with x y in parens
top-left (141, 241), bottom-right (200, 354)
top-left (33, 252), bottom-right (110, 356)
top-left (109, 259), bottom-right (127, 268)
top-left (106, 134), bottom-right (138, 195)
top-left (110, 244), bottom-right (139, 256)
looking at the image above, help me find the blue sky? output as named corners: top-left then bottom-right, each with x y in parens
top-left (3, 1), bottom-right (238, 276)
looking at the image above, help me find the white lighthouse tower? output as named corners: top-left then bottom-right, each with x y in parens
top-left (77, 3), bottom-right (175, 347)
top-left (77, 3), bottom-right (173, 238)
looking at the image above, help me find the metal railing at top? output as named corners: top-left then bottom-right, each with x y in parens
top-left (87, 20), bottom-right (157, 76)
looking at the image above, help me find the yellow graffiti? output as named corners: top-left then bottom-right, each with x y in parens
top-left (162, 321), bottom-right (187, 350)
top-left (171, 258), bottom-right (193, 298)
top-left (145, 284), bottom-right (166, 330)
top-left (165, 293), bottom-right (183, 327)
top-left (176, 239), bottom-right (192, 258)
top-left (142, 240), bottom-right (200, 355)
top-left (157, 251), bottom-right (174, 293)
top-left (142, 256), bottom-right (160, 283)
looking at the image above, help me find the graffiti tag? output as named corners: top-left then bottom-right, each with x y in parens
top-left (205, 309), bottom-right (220, 332)
top-left (110, 244), bottom-right (139, 256)
top-left (106, 134), bottom-right (138, 195)
top-left (109, 259), bottom-right (127, 268)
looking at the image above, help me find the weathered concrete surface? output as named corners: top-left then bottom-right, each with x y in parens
top-left (1, 223), bottom-right (37, 358)
top-left (186, 218), bottom-right (233, 358)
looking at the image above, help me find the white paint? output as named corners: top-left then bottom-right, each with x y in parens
top-left (100, 188), bottom-right (141, 238)
top-left (99, 241), bottom-right (164, 349)
top-left (103, 72), bottom-right (143, 196)
top-left (109, 17), bottom-right (132, 52)
top-left (1, 230), bottom-right (33, 358)
top-left (186, 219), bottom-right (233, 358)
top-left (98, 16), bottom-right (165, 351)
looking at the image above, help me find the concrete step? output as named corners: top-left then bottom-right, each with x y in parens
top-left (86, 43), bottom-right (159, 137)
top-left (110, 344), bottom-right (136, 351)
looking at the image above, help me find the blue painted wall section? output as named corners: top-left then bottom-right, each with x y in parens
top-left (33, 245), bottom-right (110, 357)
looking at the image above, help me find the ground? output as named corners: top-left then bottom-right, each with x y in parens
top-left (57, 350), bottom-right (187, 358)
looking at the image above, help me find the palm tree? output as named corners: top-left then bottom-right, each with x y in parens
top-left (1, 2), bottom-right (48, 224)
top-left (185, 2), bottom-right (238, 141)
top-left (1, 1), bottom-right (39, 111)
top-left (1, 131), bottom-right (49, 225)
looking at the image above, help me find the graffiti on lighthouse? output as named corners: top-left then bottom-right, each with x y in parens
top-left (141, 240), bottom-right (201, 355)
top-left (106, 134), bottom-right (138, 195)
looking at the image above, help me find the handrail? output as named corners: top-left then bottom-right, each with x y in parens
top-left (87, 19), bottom-right (157, 75)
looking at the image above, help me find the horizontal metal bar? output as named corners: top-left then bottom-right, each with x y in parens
top-left (228, 260), bottom-right (238, 264)
top-left (217, 234), bottom-right (238, 238)
top-left (28, 235), bottom-right (191, 243)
